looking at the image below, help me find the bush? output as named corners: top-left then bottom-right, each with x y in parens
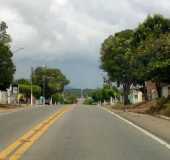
top-left (64, 95), bottom-right (77, 104)
top-left (19, 84), bottom-right (41, 98)
top-left (52, 93), bottom-right (64, 104)
top-left (147, 97), bottom-right (170, 115)
top-left (160, 103), bottom-right (170, 117)
top-left (84, 97), bottom-right (94, 105)
top-left (157, 97), bottom-right (168, 108)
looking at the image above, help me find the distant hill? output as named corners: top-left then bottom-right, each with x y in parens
top-left (64, 88), bottom-right (96, 98)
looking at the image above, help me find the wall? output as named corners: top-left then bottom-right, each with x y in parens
top-left (162, 85), bottom-right (170, 98)
top-left (0, 91), bottom-right (8, 104)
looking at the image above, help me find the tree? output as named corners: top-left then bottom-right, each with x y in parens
top-left (19, 84), bottom-right (41, 99)
top-left (33, 67), bottom-right (69, 98)
top-left (100, 14), bottom-right (170, 103)
top-left (52, 93), bottom-right (64, 104)
top-left (100, 30), bottom-right (134, 105)
top-left (132, 15), bottom-right (170, 97)
top-left (17, 79), bottom-right (30, 85)
top-left (91, 89), bottom-right (103, 103)
top-left (0, 21), bottom-right (15, 90)
top-left (90, 85), bottom-right (120, 104)
top-left (64, 94), bottom-right (77, 104)
top-left (0, 43), bottom-right (15, 90)
top-left (17, 79), bottom-right (41, 99)
top-left (132, 14), bottom-right (170, 47)
top-left (0, 21), bottom-right (11, 44)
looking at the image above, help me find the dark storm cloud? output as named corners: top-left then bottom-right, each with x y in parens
top-left (0, 0), bottom-right (170, 88)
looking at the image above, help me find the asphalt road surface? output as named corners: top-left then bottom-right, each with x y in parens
top-left (0, 105), bottom-right (170, 160)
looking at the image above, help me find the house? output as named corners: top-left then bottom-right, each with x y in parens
top-left (129, 89), bottom-right (143, 104)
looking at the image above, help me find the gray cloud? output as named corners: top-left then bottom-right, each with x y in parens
top-left (0, 0), bottom-right (170, 88)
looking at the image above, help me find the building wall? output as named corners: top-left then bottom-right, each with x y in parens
top-left (129, 90), bottom-right (143, 104)
top-left (162, 85), bottom-right (170, 98)
top-left (0, 91), bottom-right (8, 104)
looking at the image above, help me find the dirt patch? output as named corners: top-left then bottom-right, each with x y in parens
top-left (0, 104), bottom-right (21, 112)
top-left (110, 101), bottom-right (156, 114)
top-left (110, 98), bottom-right (170, 118)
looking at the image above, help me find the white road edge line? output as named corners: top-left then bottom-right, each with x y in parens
top-left (102, 107), bottom-right (170, 150)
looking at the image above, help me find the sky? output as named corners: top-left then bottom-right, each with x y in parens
top-left (0, 0), bottom-right (170, 89)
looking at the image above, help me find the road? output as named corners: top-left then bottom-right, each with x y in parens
top-left (0, 105), bottom-right (170, 160)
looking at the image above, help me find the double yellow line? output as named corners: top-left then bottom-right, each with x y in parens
top-left (0, 106), bottom-right (72, 160)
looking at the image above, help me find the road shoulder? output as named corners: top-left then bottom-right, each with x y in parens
top-left (103, 106), bottom-right (170, 144)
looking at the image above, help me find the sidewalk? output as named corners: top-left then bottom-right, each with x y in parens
top-left (111, 109), bottom-right (170, 144)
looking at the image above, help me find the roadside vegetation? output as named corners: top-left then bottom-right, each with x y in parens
top-left (0, 22), bottom-right (15, 91)
top-left (83, 14), bottom-right (170, 117)
top-left (84, 84), bottom-right (120, 105)
top-left (100, 14), bottom-right (170, 105)
top-left (147, 97), bottom-right (170, 117)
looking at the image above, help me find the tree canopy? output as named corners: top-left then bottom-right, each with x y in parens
top-left (90, 85), bottom-right (120, 104)
top-left (33, 67), bottom-right (69, 98)
top-left (0, 21), bottom-right (15, 90)
top-left (100, 30), bottom-right (135, 104)
top-left (100, 14), bottom-right (170, 104)
top-left (17, 79), bottom-right (41, 99)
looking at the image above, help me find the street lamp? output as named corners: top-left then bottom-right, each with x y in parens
top-left (31, 67), bottom-right (34, 106)
top-left (13, 48), bottom-right (24, 53)
top-left (42, 65), bottom-right (47, 105)
top-left (11, 47), bottom-right (24, 105)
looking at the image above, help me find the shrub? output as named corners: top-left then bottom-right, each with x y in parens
top-left (160, 104), bottom-right (170, 117)
top-left (156, 97), bottom-right (168, 108)
top-left (64, 95), bottom-right (77, 104)
top-left (84, 97), bottom-right (94, 105)
top-left (147, 97), bottom-right (170, 115)
top-left (52, 93), bottom-right (64, 104)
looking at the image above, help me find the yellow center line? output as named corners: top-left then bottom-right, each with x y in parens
top-left (0, 106), bottom-right (72, 160)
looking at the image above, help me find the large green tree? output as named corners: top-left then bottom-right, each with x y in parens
top-left (132, 14), bottom-right (170, 97)
top-left (33, 67), bottom-right (69, 98)
top-left (100, 30), bottom-right (135, 105)
top-left (0, 21), bottom-right (15, 90)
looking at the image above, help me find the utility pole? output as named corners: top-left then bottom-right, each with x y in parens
top-left (18, 83), bottom-right (20, 104)
top-left (31, 67), bottom-right (33, 106)
top-left (81, 89), bottom-right (84, 98)
top-left (43, 75), bottom-right (45, 105)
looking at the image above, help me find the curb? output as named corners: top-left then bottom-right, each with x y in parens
top-left (157, 115), bottom-right (170, 120)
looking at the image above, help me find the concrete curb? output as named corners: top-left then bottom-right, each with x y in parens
top-left (157, 115), bottom-right (170, 120)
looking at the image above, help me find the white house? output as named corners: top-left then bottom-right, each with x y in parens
top-left (129, 89), bottom-right (143, 104)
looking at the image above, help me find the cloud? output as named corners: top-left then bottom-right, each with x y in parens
top-left (0, 0), bottom-right (170, 88)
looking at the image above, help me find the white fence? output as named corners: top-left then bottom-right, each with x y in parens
top-left (0, 90), bottom-right (17, 104)
top-left (0, 91), bottom-right (8, 104)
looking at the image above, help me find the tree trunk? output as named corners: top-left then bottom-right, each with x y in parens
top-left (123, 83), bottom-right (130, 105)
top-left (143, 87), bottom-right (149, 101)
top-left (156, 82), bottom-right (162, 98)
top-left (140, 85), bottom-right (148, 101)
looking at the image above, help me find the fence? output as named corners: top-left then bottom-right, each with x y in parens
top-left (0, 90), bottom-right (8, 104)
